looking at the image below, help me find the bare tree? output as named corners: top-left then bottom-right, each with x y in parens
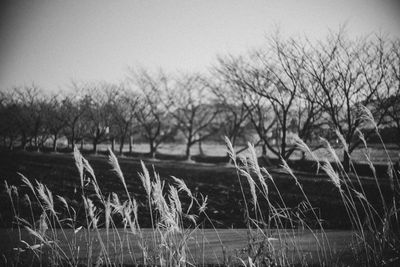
top-left (131, 69), bottom-right (177, 158)
top-left (61, 94), bottom-right (88, 149)
top-left (81, 82), bottom-right (115, 153)
top-left (44, 96), bottom-right (68, 151)
top-left (207, 72), bottom-right (250, 149)
top-left (12, 85), bottom-right (47, 150)
top-left (164, 74), bottom-right (219, 160)
top-left (0, 91), bottom-right (20, 149)
top-left (215, 35), bottom-right (323, 163)
top-left (303, 31), bottom-right (392, 170)
top-left (108, 85), bottom-right (140, 154)
top-left (381, 38), bottom-right (400, 147)
top-left (214, 55), bottom-right (277, 158)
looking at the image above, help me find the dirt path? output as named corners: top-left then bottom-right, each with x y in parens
top-left (0, 228), bottom-right (356, 265)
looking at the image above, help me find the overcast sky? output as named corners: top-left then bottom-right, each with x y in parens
top-left (0, 0), bottom-right (399, 92)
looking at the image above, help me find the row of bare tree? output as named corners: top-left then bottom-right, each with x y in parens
top-left (1, 32), bottom-right (400, 169)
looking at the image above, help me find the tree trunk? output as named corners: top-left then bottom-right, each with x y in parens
top-left (185, 143), bottom-right (191, 160)
top-left (129, 135), bottom-right (133, 154)
top-left (111, 137), bottom-right (115, 152)
top-left (149, 140), bottom-right (156, 158)
top-left (119, 136), bottom-right (125, 155)
top-left (262, 142), bottom-right (267, 156)
top-left (301, 150), bottom-right (306, 160)
top-left (53, 135), bottom-right (58, 152)
top-left (93, 140), bottom-right (97, 154)
top-left (198, 139), bottom-right (204, 156)
top-left (71, 130), bottom-right (75, 149)
top-left (281, 116), bottom-right (287, 162)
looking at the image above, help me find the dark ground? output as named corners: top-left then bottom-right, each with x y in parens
top-left (0, 150), bottom-right (394, 229)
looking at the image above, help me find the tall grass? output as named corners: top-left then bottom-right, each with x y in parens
top-left (2, 109), bottom-right (400, 266)
top-left (3, 147), bottom-right (218, 266)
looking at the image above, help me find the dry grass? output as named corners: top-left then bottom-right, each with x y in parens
top-left (2, 110), bottom-right (400, 266)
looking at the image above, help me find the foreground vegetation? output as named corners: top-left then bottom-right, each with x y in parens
top-left (1, 28), bottom-right (400, 266)
top-left (2, 119), bottom-right (399, 266)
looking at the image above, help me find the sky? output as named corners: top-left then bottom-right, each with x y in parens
top-left (0, 0), bottom-right (399, 92)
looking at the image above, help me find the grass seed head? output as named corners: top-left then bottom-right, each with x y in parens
top-left (294, 135), bottom-right (321, 173)
top-left (171, 176), bottom-right (193, 199)
top-left (320, 137), bottom-right (341, 164)
top-left (224, 136), bottom-right (236, 163)
top-left (73, 146), bottom-right (84, 185)
top-left (139, 160), bottom-right (152, 197)
top-left (169, 185), bottom-right (182, 215)
top-left (321, 159), bottom-right (341, 190)
top-left (335, 129), bottom-right (349, 153)
top-left (239, 169), bottom-right (257, 207)
top-left (108, 148), bottom-right (126, 185)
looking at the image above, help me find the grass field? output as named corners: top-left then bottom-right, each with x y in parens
top-left (0, 139), bottom-right (398, 266)
top-left (0, 150), bottom-right (393, 229)
top-left (0, 228), bottom-right (355, 266)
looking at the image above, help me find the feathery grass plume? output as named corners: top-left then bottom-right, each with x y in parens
top-left (184, 214), bottom-right (198, 224)
top-left (110, 192), bottom-right (123, 216)
top-left (57, 195), bottom-right (69, 211)
top-left (171, 176), bottom-right (192, 198)
top-left (321, 159), bottom-right (341, 190)
top-left (169, 185), bottom-right (182, 215)
top-left (335, 129), bottom-right (349, 153)
top-left (22, 194), bottom-right (35, 227)
top-left (73, 146), bottom-right (84, 185)
top-left (360, 105), bottom-right (378, 133)
top-left (319, 137), bottom-right (341, 164)
top-left (25, 225), bottom-right (46, 244)
top-left (105, 195), bottom-right (111, 230)
top-left (239, 169), bottom-right (257, 207)
top-left (152, 175), bottom-right (170, 223)
top-left (5, 181), bottom-right (18, 199)
top-left (357, 127), bottom-right (378, 177)
top-left (131, 197), bottom-right (138, 222)
top-left (122, 200), bottom-right (138, 234)
top-left (247, 143), bottom-right (261, 175)
top-left (198, 194), bottom-right (208, 213)
top-left (36, 182), bottom-right (55, 214)
top-left (247, 143), bottom-right (270, 196)
top-left (224, 136), bottom-right (236, 163)
top-left (38, 212), bottom-right (48, 236)
top-left (260, 167), bottom-right (273, 181)
top-left (294, 135), bottom-right (321, 173)
top-left (171, 175), bottom-right (193, 212)
top-left (139, 160), bottom-right (152, 197)
top-left (18, 173), bottom-right (35, 193)
top-left (365, 153), bottom-right (377, 179)
top-left (84, 197), bottom-right (98, 229)
top-left (356, 128), bottom-right (368, 149)
top-left (82, 158), bottom-right (95, 181)
top-left (108, 148), bottom-right (125, 184)
top-left (238, 154), bottom-right (248, 166)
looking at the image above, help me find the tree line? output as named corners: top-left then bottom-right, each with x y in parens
top-left (1, 31), bottom-right (399, 170)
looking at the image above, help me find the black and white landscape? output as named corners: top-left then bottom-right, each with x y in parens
top-left (0, 1), bottom-right (399, 266)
